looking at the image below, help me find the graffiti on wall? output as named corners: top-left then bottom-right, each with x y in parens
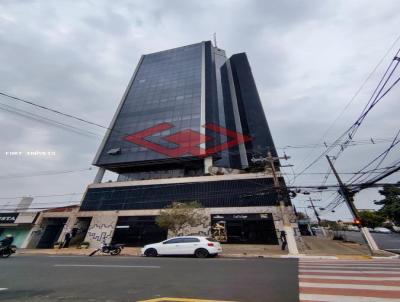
top-left (86, 223), bottom-right (114, 243)
top-left (173, 215), bottom-right (211, 237)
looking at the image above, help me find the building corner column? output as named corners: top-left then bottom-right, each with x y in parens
top-left (93, 167), bottom-right (105, 184)
top-left (204, 156), bottom-right (213, 174)
top-left (280, 203), bottom-right (299, 255)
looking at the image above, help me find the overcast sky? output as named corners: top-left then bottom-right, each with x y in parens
top-left (0, 0), bottom-right (399, 221)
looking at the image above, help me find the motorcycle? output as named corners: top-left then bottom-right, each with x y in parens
top-left (0, 245), bottom-right (17, 258)
top-left (89, 241), bottom-right (125, 256)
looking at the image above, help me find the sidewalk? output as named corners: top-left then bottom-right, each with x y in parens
top-left (301, 236), bottom-right (398, 259)
top-left (17, 247), bottom-right (141, 256)
top-left (17, 238), bottom-right (398, 259)
top-left (302, 236), bottom-right (370, 256)
top-left (17, 245), bottom-right (287, 258)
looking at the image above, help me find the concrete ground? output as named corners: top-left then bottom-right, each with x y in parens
top-left (0, 254), bottom-right (298, 302)
top-left (302, 237), bottom-right (371, 256)
top-left (17, 236), bottom-right (397, 259)
top-left (18, 244), bottom-right (288, 258)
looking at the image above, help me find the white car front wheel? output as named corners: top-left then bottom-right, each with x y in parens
top-left (144, 248), bottom-right (158, 257)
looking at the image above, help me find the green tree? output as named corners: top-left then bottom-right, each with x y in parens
top-left (358, 210), bottom-right (385, 228)
top-left (376, 183), bottom-right (400, 225)
top-left (156, 201), bottom-right (206, 236)
top-left (320, 220), bottom-right (341, 230)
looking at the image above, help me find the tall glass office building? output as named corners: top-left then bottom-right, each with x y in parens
top-left (74, 41), bottom-right (300, 249)
top-left (92, 41), bottom-right (278, 180)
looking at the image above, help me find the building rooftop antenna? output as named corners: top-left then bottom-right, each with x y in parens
top-left (213, 33), bottom-right (218, 48)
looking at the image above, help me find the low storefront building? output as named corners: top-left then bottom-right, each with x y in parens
top-left (0, 212), bottom-right (39, 248)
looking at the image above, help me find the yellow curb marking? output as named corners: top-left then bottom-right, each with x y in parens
top-left (336, 255), bottom-right (372, 260)
top-left (137, 298), bottom-right (237, 302)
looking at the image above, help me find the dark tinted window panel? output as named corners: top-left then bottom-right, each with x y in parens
top-left (95, 43), bottom-right (204, 169)
top-left (80, 177), bottom-right (289, 211)
top-left (229, 53), bottom-right (279, 164)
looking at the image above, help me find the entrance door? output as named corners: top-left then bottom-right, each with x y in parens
top-left (112, 216), bottom-right (167, 247)
top-left (37, 224), bottom-right (64, 248)
top-left (211, 214), bottom-right (279, 245)
top-left (69, 217), bottom-right (92, 246)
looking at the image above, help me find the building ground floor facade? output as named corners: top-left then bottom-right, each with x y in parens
top-left (26, 206), bottom-right (303, 250)
top-left (25, 173), bottom-right (304, 253)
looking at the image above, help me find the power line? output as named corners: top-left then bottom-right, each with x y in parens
top-left (0, 91), bottom-right (110, 131)
top-left (277, 138), bottom-right (393, 149)
top-left (0, 200), bottom-right (82, 207)
top-left (347, 131), bottom-right (400, 184)
top-left (0, 204), bottom-right (80, 212)
top-left (293, 35), bottom-right (400, 176)
top-left (293, 47), bottom-right (400, 182)
top-left (0, 102), bottom-right (103, 139)
top-left (0, 167), bottom-right (93, 180)
top-left (0, 192), bottom-right (84, 200)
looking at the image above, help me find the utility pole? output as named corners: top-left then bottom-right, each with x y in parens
top-left (308, 198), bottom-right (321, 225)
top-left (307, 198), bottom-right (327, 236)
top-left (252, 151), bottom-right (299, 255)
top-left (326, 155), bottom-right (379, 252)
top-left (326, 156), bottom-right (359, 221)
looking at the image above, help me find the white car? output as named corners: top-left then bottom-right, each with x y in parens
top-left (373, 227), bottom-right (392, 234)
top-left (141, 236), bottom-right (222, 258)
top-left (346, 225), bottom-right (360, 231)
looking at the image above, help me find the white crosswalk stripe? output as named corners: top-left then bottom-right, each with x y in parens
top-left (299, 259), bottom-right (400, 302)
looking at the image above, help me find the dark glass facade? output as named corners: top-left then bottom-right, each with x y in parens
top-left (95, 43), bottom-right (204, 173)
top-left (230, 53), bottom-right (279, 161)
top-left (80, 177), bottom-right (288, 211)
top-left (93, 41), bottom-right (280, 178)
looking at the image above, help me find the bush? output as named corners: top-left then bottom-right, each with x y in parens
top-left (80, 242), bottom-right (90, 249)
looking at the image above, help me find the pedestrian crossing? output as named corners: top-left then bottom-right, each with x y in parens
top-left (299, 259), bottom-right (400, 302)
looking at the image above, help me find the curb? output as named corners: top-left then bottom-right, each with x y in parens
top-left (16, 250), bottom-right (398, 260)
top-left (373, 255), bottom-right (400, 259)
top-left (282, 254), bottom-right (339, 260)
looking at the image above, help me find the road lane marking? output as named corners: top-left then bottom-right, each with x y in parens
top-left (0, 288), bottom-right (7, 291)
top-left (299, 266), bottom-right (400, 270)
top-left (299, 264), bottom-right (400, 268)
top-left (300, 275), bottom-right (400, 280)
top-left (49, 256), bottom-right (87, 258)
top-left (300, 293), bottom-right (400, 302)
top-left (137, 298), bottom-right (237, 302)
top-left (300, 282), bottom-right (400, 291)
top-left (300, 277), bottom-right (400, 286)
top-left (299, 259), bottom-right (400, 301)
top-left (54, 264), bottom-right (160, 268)
top-left (300, 269), bottom-right (400, 275)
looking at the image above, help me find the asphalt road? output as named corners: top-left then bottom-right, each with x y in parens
top-left (0, 255), bottom-right (298, 302)
top-left (342, 231), bottom-right (400, 253)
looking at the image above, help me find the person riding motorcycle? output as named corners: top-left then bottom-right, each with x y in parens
top-left (0, 234), bottom-right (15, 258)
top-left (0, 234), bottom-right (14, 247)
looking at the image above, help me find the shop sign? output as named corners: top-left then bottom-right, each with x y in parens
top-left (0, 213), bottom-right (19, 223)
top-left (211, 213), bottom-right (272, 221)
top-left (233, 214), bottom-right (248, 219)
